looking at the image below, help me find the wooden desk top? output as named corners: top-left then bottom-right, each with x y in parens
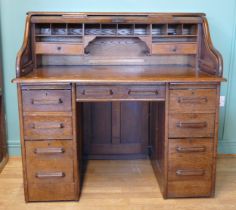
top-left (13, 65), bottom-right (225, 84)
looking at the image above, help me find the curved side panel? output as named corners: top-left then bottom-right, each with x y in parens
top-left (200, 17), bottom-right (223, 77)
top-left (16, 14), bottom-right (33, 77)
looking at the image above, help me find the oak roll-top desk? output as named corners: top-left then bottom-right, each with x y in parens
top-left (13, 12), bottom-right (225, 201)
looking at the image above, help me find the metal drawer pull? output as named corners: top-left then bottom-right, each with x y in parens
top-left (128, 90), bottom-right (159, 95)
top-left (35, 172), bottom-right (65, 179)
top-left (176, 122), bottom-right (207, 129)
top-left (82, 89), bottom-right (113, 95)
top-left (32, 98), bottom-right (63, 105)
top-left (176, 169), bottom-right (205, 176)
top-left (178, 97), bottom-right (208, 104)
top-left (34, 147), bottom-right (65, 155)
top-left (176, 146), bottom-right (206, 153)
top-left (31, 123), bottom-right (64, 129)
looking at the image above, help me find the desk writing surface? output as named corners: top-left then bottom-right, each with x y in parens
top-left (13, 65), bottom-right (224, 84)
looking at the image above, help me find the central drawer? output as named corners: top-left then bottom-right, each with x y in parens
top-left (76, 85), bottom-right (166, 101)
top-left (24, 116), bottom-right (73, 140)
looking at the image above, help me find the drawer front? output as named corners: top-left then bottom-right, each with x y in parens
top-left (168, 139), bottom-right (213, 181)
top-left (22, 89), bottom-right (72, 112)
top-left (35, 42), bottom-right (84, 55)
top-left (76, 85), bottom-right (166, 101)
top-left (24, 116), bottom-right (73, 140)
top-left (152, 43), bottom-right (197, 55)
top-left (169, 88), bottom-right (217, 113)
top-left (167, 180), bottom-right (212, 198)
top-left (169, 113), bottom-right (215, 138)
top-left (28, 183), bottom-right (76, 201)
top-left (25, 140), bottom-right (74, 183)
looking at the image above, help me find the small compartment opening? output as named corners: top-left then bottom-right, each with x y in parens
top-left (134, 24), bottom-right (150, 35)
top-left (118, 24), bottom-right (134, 35)
top-left (85, 24), bottom-right (101, 35)
top-left (167, 24), bottom-right (182, 35)
top-left (68, 24), bottom-right (83, 36)
top-left (101, 24), bottom-right (117, 35)
top-left (51, 24), bottom-right (67, 35)
top-left (35, 24), bottom-right (51, 36)
top-left (152, 24), bottom-right (167, 36)
top-left (183, 24), bottom-right (198, 35)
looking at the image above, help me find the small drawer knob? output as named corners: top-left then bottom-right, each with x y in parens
top-left (172, 46), bottom-right (177, 52)
top-left (57, 46), bottom-right (62, 51)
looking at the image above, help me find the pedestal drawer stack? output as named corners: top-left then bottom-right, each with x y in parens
top-left (167, 83), bottom-right (218, 198)
top-left (20, 84), bottom-right (78, 201)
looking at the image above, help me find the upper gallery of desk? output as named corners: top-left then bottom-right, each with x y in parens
top-left (13, 12), bottom-right (224, 84)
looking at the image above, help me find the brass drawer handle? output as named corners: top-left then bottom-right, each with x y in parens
top-left (176, 122), bottom-right (207, 129)
top-left (176, 146), bottom-right (206, 153)
top-left (128, 90), bottom-right (159, 95)
top-left (32, 98), bottom-right (63, 105)
top-left (82, 89), bottom-right (113, 95)
top-left (176, 169), bottom-right (205, 176)
top-left (178, 97), bottom-right (208, 104)
top-left (34, 147), bottom-right (65, 155)
top-left (30, 123), bottom-right (64, 129)
top-left (35, 172), bottom-right (65, 179)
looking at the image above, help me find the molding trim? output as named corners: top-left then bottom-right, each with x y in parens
top-left (218, 140), bottom-right (236, 154)
top-left (7, 141), bottom-right (21, 156)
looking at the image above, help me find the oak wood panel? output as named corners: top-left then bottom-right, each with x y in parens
top-left (169, 88), bottom-right (217, 113)
top-left (152, 43), bottom-right (197, 55)
top-left (23, 116), bottom-right (73, 140)
top-left (28, 183), bottom-right (76, 201)
top-left (167, 180), bottom-right (212, 198)
top-left (168, 113), bottom-right (215, 138)
top-left (150, 102), bottom-right (166, 196)
top-left (22, 89), bottom-right (72, 112)
top-left (35, 43), bottom-right (84, 55)
top-left (83, 102), bottom-right (149, 158)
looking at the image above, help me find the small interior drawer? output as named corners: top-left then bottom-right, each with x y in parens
top-left (22, 89), bottom-right (72, 112)
top-left (152, 43), bottom-right (197, 55)
top-left (35, 42), bottom-right (84, 55)
top-left (168, 113), bottom-right (215, 138)
top-left (169, 88), bottom-right (217, 113)
top-left (24, 116), bottom-right (73, 140)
